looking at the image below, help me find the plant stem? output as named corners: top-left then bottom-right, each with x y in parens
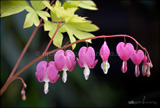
top-left (7, 26), bottom-right (39, 82)
top-left (43, 26), bottom-right (60, 54)
top-left (0, 34), bottom-right (151, 95)
top-left (0, 0), bottom-right (55, 95)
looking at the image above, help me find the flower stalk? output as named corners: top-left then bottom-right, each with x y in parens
top-left (0, 34), bottom-right (152, 96)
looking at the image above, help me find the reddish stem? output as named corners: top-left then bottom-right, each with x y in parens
top-left (43, 26), bottom-right (60, 54)
top-left (0, 34), bottom-right (152, 95)
top-left (0, 0), bottom-right (55, 95)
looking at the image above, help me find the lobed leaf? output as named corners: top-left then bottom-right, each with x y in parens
top-left (44, 20), bottom-right (66, 32)
top-left (42, 0), bottom-right (55, 12)
top-left (49, 28), bottom-right (63, 48)
top-left (65, 24), bottom-right (95, 44)
top-left (78, 0), bottom-right (98, 10)
top-left (36, 11), bottom-right (50, 20)
top-left (66, 22), bottom-right (99, 32)
top-left (30, 0), bottom-right (47, 11)
top-left (1, 0), bottom-right (29, 17)
top-left (62, 1), bottom-right (79, 9)
top-left (23, 11), bottom-right (40, 28)
top-left (65, 26), bottom-right (76, 50)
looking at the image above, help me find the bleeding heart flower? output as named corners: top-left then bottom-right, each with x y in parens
top-left (35, 61), bottom-right (60, 94)
top-left (142, 55), bottom-right (148, 76)
top-left (130, 50), bottom-right (144, 77)
top-left (116, 42), bottom-right (134, 73)
top-left (54, 50), bottom-right (76, 83)
top-left (77, 46), bottom-right (98, 80)
top-left (146, 62), bottom-right (152, 77)
top-left (100, 41), bottom-right (110, 74)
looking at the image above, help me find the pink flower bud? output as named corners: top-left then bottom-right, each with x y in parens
top-left (142, 55), bottom-right (147, 76)
top-left (130, 50), bottom-right (144, 77)
top-left (146, 62), bottom-right (151, 77)
top-left (77, 46), bottom-right (98, 80)
top-left (116, 42), bottom-right (134, 73)
top-left (54, 50), bottom-right (76, 83)
top-left (100, 41), bottom-right (110, 74)
top-left (35, 61), bottom-right (60, 94)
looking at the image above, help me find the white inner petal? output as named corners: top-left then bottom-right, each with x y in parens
top-left (101, 61), bottom-right (110, 74)
top-left (84, 65), bottom-right (90, 80)
top-left (44, 81), bottom-right (49, 94)
top-left (62, 70), bottom-right (67, 83)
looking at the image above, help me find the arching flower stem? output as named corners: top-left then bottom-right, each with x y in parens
top-left (0, 34), bottom-right (152, 95)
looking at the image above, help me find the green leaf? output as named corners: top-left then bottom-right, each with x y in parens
top-left (65, 26), bottom-right (76, 50)
top-left (78, 0), bottom-right (98, 10)
top-left (65, 15), bottom-right (88, 23)
top-left (23, 10), bottom-right (40, 28)
top-left (36, 11), bottom-right (50, 20)
top-left (44, 20), bottom-right (55, 31)
top-left (66, 8), bottom-right (78, 15)
top-left (42, 0), bottom-right (55, 12)
top-left (49, 29), bottom-right (63, 48)
top-left (1, 0), bottom-right (29, 17)
top-left (62, 1), bottom-right (79, 9)
top-left (67, 22), bottom-right (99, 32)
top-left (52, 0), bottom-right (74, 18)
top-left (65, 23), bottom-right (95, 43)
top-left (44, 20), bottom-right (66, 32)
top-left (30, 0), bottom-right (47, 11)
top-left (55, 0), bottom-right (61, 7)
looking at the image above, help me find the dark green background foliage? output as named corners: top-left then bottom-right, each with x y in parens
top-left (1, 0), bottom-right (159, 107)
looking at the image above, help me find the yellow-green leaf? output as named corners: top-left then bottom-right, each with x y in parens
top-left (44, 20), bottom-right (66, 32)
top-left (78, 0), bottom-right (98, 10)
top-left (30, 0), bottom-right (47, 11)
top-left (42, 0), bottom-right (55, 12)
top-left (23, 12), bottom-right (34, 28)
top-left (66, 15), bottom-right (88, 23)
top-left (44, 20), bottom-right (55, 31)
top-left (36, 11), bottom-right (50, 20)
top-left (67, 22), bottom-right (99, 32)
top-left (23, 11), bottom-right (40, 28)
top-left (49, 30), bottom-right (63, 48)
top-left (62, 1), bottom-right (79, 9)
top-left (33, 14), bottom-right (40, 26)
top-left (66, 8), bottom-right (78, 15)
top-left (65, 24), bottom-right (94, 43)
top-left (1, 0), bottom-right (29, 17)
top-left (55, 0), bottom-right (61, 7)
top-left (54, 6), bottom-right (70, 18)
top-left (65, 26), bottom-right (76, 50)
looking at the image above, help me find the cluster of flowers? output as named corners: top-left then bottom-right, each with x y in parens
top-left (35, 41), bottom-right (152, 94)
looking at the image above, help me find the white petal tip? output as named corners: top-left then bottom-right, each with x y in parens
top-left (44, 89), bottom-right (48, 94)
top-left (85, 75), bottom-right (89, 80)
top-left (62, 78), bottom-right (67, 83)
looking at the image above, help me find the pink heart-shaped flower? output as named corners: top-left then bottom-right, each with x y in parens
top-left (116, 42), bottom-right (134, 61)
top-left (130, 50), bottom-right (144, 65)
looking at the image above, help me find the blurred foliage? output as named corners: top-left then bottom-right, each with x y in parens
top-left (1, 0), bottom-right (99, 49)
top-left (1, 0), bottom-right (160, 107)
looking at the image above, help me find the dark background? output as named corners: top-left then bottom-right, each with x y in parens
top-left (1, 0), bottom-right (159, 107)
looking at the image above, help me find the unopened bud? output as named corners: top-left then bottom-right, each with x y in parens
top-left (22, 95), bottom-right (26, 101)
top-left (150, 62), bottom-right (153, 68)
top-left (21, 89), bottom-right (26, 101)
top-left (146, 70), bottom-right (151, 77)
top-left (23, 83), bottom-right (27, 88)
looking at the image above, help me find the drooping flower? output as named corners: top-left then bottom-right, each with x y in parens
top-left (145, 62), bottom-right (153, 77)
top-left (130, 50), bottom-right (144, 77)
top-left (54, 50), bottom-right (76, 83)
top-left (116, 42), bottom-right (134, 73)
top-left (35, 61), bottom-right (60, 94)
top-left (142, 55), bottom-right (148, 76)
top-left (100, 41), bottom-right (110, 74)
top-left (77, 46), bottom-right (98, 80)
